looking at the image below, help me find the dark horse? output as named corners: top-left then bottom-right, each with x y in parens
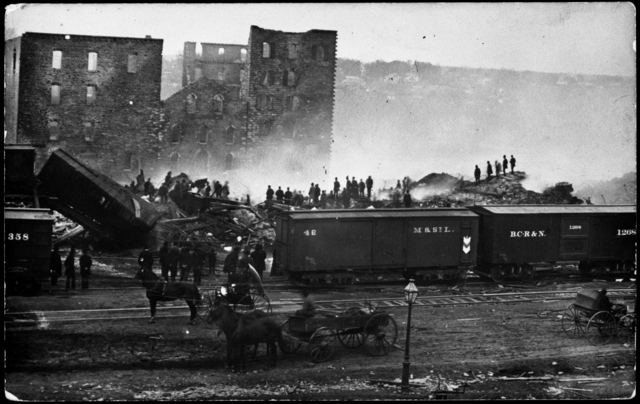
top-left (206, 294), bottom-right (284, 371)
top-left (135, 268), bottom-right (201, 324)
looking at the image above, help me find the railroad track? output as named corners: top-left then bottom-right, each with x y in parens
top-left (6, 288), bottom-right (635, 328)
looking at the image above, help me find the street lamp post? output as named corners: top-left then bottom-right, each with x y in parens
top-left (401, 279), bottom-right (419, 391)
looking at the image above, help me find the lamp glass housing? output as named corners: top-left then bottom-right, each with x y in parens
top-left (404, 279), bottom-right (419, 304)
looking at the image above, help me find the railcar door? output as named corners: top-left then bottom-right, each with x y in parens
top-left (559, 217), bottom-right (589, 259)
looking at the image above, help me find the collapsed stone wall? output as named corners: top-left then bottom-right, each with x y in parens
top-left (12, 33), bottom-right (165, 182)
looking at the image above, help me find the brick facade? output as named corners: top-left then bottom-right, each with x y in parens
top-left (4, 32), bottom-right (166, 183)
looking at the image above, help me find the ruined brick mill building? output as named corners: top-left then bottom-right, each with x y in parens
top-left (165, 26), bottom-right (337, 174)
top-left (4, 32), bottom-right (167, 183)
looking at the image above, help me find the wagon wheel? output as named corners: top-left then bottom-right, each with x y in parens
top-left (235, 292), bottom-right (272, 314)
top-left (617, 314), bottom-right (636, 345)
top-left (520, 264), bottom-right (534, 281)
top-left (308, 327), bottom-right (334, 363)
top-left (336, 328), bottom-right (365, 349)
top-left (561, 304), bottom-right (589, 338)
top-left (491, 267), bottom-right (505, 282)
top-left (586, 311), bottom-right (617, 345)
top-left (197, 290), bottom-right (216, 323)
top-left (363, 313), bottom-right (398, 357)
top-left (280, 319), bottom-right (303, 354)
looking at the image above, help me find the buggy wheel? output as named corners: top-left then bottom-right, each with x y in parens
top-left (309, 327), bottom-right (334, 363)
top-left (491, 267), bottom-right (505, 282)
top-left (336, 328), bottom-right (365, 349)
top-left (561, 304), bottom-right (589, 338)
top-left (235, 293), bottom-right (272, 314)
top-left (617, 314), bottom-right (636, 345)
top-left (586, 311), bottom-right (617, 345)
top-left (363, 313), bottom-right (398, 357)
top-left (280, 320), bottom-right (302, 354)
top-left (197, 290), bottom-right (216, 322)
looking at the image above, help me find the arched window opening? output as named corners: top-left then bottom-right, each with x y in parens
top-left (225, 125), bottom-right (235, 145)
top-left (258, 120), bottom-right (273, 137)
top-left (186, 93), bottom-right (197, 114)
top-left (262, 42), bottom-right (270, 58)
top-left (198, 127), bottom-right (208, 144)
top-left (218, 47), bottom-right (225, 56)
top-left (170, 124), bottom-right (182, 143)
top-left (213, 94), bottom-right (224, 114)
top-left (283, 70), bottom-right (295, 86)
top-left (52, 51), bottom-right (62, 69)
top-left (240, 48), bottom-right (247, 62)
top-left (267, 95), bottom-right (275, 111)
top-left (288, 43), bottom-right (298, 59)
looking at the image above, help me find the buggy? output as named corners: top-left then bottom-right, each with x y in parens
top-left (561, 289), bottom-right (635, 345)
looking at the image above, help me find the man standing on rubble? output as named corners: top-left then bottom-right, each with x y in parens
top-left (510, 155), bottom-right (516, 173)
top-left (342, 187), bottom-right (351, 209)
top-left (250, 244), bottom-right (267, 280)
top-left (495, 160), bottom-right (501, 178)
top-left (351, 177), bottom-right (358, 198)
top-left (144, 178), bottom-right (152, 196)
top-left (266, 185), bottom-right (274, 202)
top-left (503, 156), bottom-right (509, 176)
top-left (358, 179), bottom-right (365, 199)
top-left (474, 165), bottom-right (481, 184)
top-left (334, 177), bottom-right (340, 196)
top-left (320, 190), bottom-right (328, 208)
top-left (138, 245), bottom-right (154, 272)
top-left (214, 181), bottom-right (222, 198)
top-left (221, 181), bottom-right (230, 199)
top-left (158, 182), bottom-right (168, 204)
top-left (403, 191), bottom-right (412, 208)
top-left (136, 169), bottom-right (145, 190)
top-left (159, 241), bottom-right (170, 281)
top-left (366, 176), bottom-right (373, 199)
top-left (308, 183), bottom-right (315, 204)
top-left (276, 186), bottom-right (284, 203)
top-left (284, 187), bottom-right (293, 205)
top-left (314, 184), bottom-right (321, 204)
top-left (168, 243), bottom-right (180, 282)
top-left (79, 249), bottom-right (92, 289)
top-left (486, 161), bottom-right (493, 180)
top-left (224, 245), bottom-right (241, 282)
top-left (164, 171), bottom-right (172, 186)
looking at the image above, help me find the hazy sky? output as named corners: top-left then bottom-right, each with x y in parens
top-left (5, 3), bottom-right (636, 76)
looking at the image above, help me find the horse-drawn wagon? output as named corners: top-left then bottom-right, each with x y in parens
top-left (561, 289), bottom-right (635, 345)
top-left (280, 306), bottom-right (398, 363)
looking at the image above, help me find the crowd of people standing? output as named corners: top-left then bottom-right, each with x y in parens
top-left (265, 175), bottom-right (376, 208)
top-left (474, 155), bottom-right (516, 184)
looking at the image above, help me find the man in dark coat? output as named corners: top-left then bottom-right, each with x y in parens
top-left (486, 161), bottom-right (493, 180)
top-left (136, 169), bottom-right (145, 190)
top-left (403, 191), bottom-right (412, 208)
top-left (366, 176), bottom-right (373, 199)
top-left (208, 249), bottom-right (217, 276)
top-left (233, 247), bottom-right (255, 294)
top-left (334, 177), bottom-right (341, 196)
top-left (138, 245), bottom-right (154, 271)
top-left (345, 176), bottom-right (351, 195)
top-left (144, 178), bottom-right (152, 196)
top-left (79, 249), bottom-right (92, 289)
top-left (314, 184), bottom-right (321, 204)
top-left (351, 177), bottom-right (358, 198)
top-left (214, 181), bottom-right (223, 198)
top-left (308, 183), bottom-right (315, 204)
top-left (158, 183), bottom-right (169, 204)
top-left (64, 247), bottom-right (76, 290)
top-left (284, 187), bottom-right (293, 205)
top-left (503, 156), bottom-right (509, 176)
top-left (164, 171), bottom-right (172, 186)
top-left (167, 243), bottom-right (180, 282)
top-left (474, 165), bottom-right (481, 184)
top-left (320, 190), bottom-right (327, 208)
top-left (342, 188), bottom-right (350, 209)
top-left (250, 244), bottom-right (267, 280)
top-left (159, 241), bottom-right (170, 281)
top-left (179, 245), bottom-right (192, 281)
top-left (510, 155), bottom-right (516, 173)
top-left (266, 185), bottom-right (274, 201)
top-left (50, 245), bottom-right (62, 286)
top-left (358, 179), bottom-right (365, 199)
top-left (223, 245), bottom-right (241, 280)
top-left (275, 186), bottom-right (284, 202)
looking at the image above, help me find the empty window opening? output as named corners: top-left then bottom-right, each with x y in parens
top-left (198, 127), bottom-right (208, 144)
top-left (240, 48), bottom-right (247, 62)
top-left (213, 94), bottom-right (224, 114)
top-left (218, 47), bottom-right (225, 56)
top-left (258, 120), bottom-right (273, 137)
top-left (288, 43), bottom-right (298, 59)
top-left (52, 51), bottom-right (62, 69)
top-left (283, 70), bottom-right (295, 86)
top-left (88, 52), bottom-right (98, 71)
top-left (267, 95), bottom-right (275, 111)
top-left (256, 94), bottom-right (267, 110)
top-left (225, 125), bottom-right (235, 145)
top-left (312, 44), bottom-right (327, 61)
top-left (186, 93), bottom-right (197, 114)
top-left (262, 42), bottom-right (270, 58)
top-left (170, 124), bottom-right (182, 143)
top-left (13, 48), bottom-right (17, 72)
top-left (195, 42), bottom-right (203, 57)
top-left (128, 53), bottom-right (138, 73)
top-left (48, 121), bottom-right (60, 141)
top-left (86, 86), bottom-right (96, 105)
top-left (51, 85), bottom-right (61, 105)
top-left (123, 151), bottom-right (133, 171)
top-left (84, 122), bottom-right (95, 142)
top-left (195, 67), bottom-right (202, 81)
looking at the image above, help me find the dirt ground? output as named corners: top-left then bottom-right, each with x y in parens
top-left (4, 260), bottom-right (637, 401)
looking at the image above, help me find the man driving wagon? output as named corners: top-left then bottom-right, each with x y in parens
top-left (221, 246), bottom-right (266, 308)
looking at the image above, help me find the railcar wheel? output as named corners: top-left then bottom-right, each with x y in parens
top-left (309, 327), bottom-right (334, 363)
top-left (280, 320), bottom-right (303, 354)
top-left (336, 329), bottom-right (365, 349)
top-left (363, 313), bottom-right (398, 356)
top-left (235, 293), bottom-right (271, 314)
top-left (491, 267), bottom-right (505, 282)
top-left (561, 304), bottom-right (588, 338)
top-left (617, 314), bottom-right (636, 345)
top-left (586, 311), bottom-right (617, 345)
top-left (520, 264), bottom-right (534, 281)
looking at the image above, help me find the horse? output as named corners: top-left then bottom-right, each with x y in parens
top-left (206, 294), bottom-right (284, 371)
top-left (135, 268), bottom-right (201, 325)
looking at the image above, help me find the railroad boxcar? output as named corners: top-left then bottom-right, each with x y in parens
top-left (5, 208), bottom-right (55, 294)
top-left (274, 208), bottom-right (479, 284)
top-left (470, 205), bottom-right (636, 281)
